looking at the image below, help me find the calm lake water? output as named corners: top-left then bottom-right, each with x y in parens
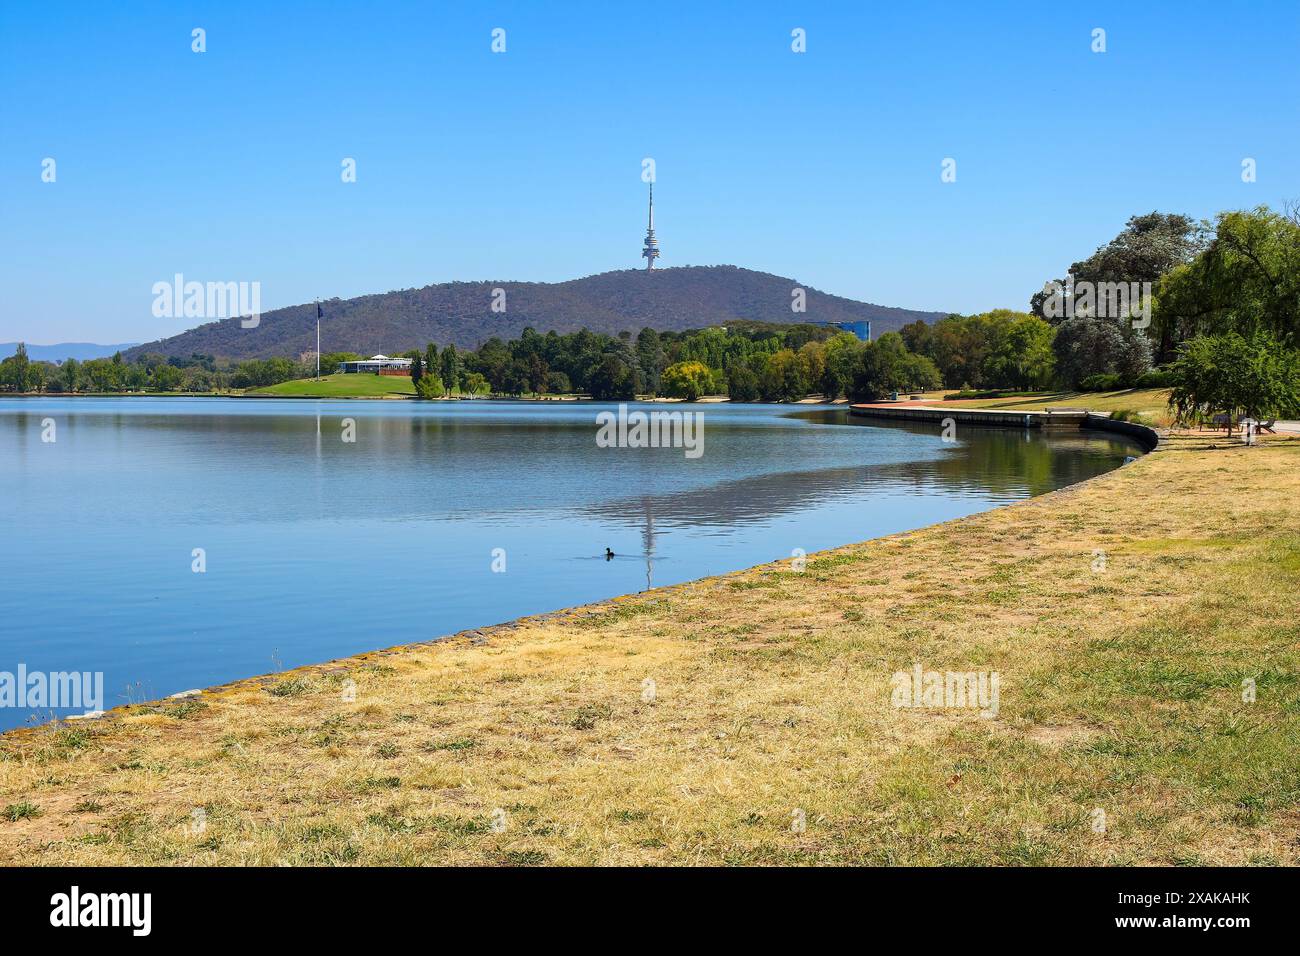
top-left (0, 398), bottom-right (1141, 729)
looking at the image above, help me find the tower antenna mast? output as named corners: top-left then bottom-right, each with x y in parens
top-left (641, 183), bottom-right (660, 270)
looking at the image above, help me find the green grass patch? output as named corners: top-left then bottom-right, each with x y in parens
top-left (266, 677), bottom-right (314, 698)
top-left (3, 802), bottom-right (42, 821)
top-left (251, 373), bottom-right (415, 398)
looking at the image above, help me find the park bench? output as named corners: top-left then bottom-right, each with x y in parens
top-left (1237, 416), bottom-right (1276, 433)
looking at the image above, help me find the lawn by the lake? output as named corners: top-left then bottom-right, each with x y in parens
top-left (2, 429), bottom-right (1297, 866)
top-left (943, 388), bottom-right (1174, 424)
top-left (251, 373), bottom-right (416, 398)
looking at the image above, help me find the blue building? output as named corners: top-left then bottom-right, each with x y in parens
top-left (811, 320), bottom-right (871, 341)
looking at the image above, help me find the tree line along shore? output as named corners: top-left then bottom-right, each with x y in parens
top-left (4, 205), bottom-right (1298, 427)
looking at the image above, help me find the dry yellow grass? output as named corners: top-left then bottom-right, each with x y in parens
top-left (957, 388), bottom-right (1174, 424)
top-left (2, 432), bottom-right (1298, 865)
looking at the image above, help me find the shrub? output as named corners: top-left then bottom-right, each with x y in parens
top-left (415, 372), bottom-right (445, 400)
top-left (1109, 408), bottom-right (1155, 425)
top-left (1079, 372), bottom-right (1124, 392)
top-left (1133, 368), bottom-right (1175, 388)
top-left (267, 677), bottom-right (313, 697)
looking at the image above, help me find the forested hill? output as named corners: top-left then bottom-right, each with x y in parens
top-left (125, 266), bottom-right (947, 361)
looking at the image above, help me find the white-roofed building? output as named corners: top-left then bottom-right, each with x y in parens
top-left (337, 354), bottom-right (413, 374)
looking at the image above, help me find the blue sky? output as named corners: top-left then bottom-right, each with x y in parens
top-left (1, 0), bottom-right (1296, 344)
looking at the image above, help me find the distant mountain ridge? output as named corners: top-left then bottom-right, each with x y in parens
top-left (125, 266), bottom-right (948, 361)
top-left (2, 342), bottom-right (138, 362)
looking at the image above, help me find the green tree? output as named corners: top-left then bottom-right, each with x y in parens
top-left (181, 367), bottom-right (212, 392)
top-left (586, 355), bottom-right (637, 400)
top-left (921, 314), bottom-right (1000, 388)
top-left (27, 361), bottom-right (49, 393)
top-left (503, 358), bottom-right (530, 396)
top-left (850, 333), bottom-right (941, 400)
top-left (320, 352), bottom-right (360, 375)
top-left (822, 333), bottom-right (864, 400)
top-left (1156, 205), bottom-right (1300, 356)
top-left (661, 360), bottom-right (713, 401)
top-left (415, 371), bottom-right (445, 399)
top-left (1052, 318), bottom-right (1150, 389)
top-left (83, 358), bottom-right (123, 392)
top-left (230, 357), bottom-right (300, 389)
top-left (636, 328), bottom-right (667, 395)
top-left (461, 371), bottom-right (490, 397)
top-left (1032, 212), bottom-right (1206, 324)
top-left (441, 344), bottom-right (460, 397)
top-left (1168, 331), bottom-right (1300, 426)
top-left (150, 364), bottom-right (183, 391)
top-left (759, 349), bottom-right (807, 402)
top-left (59, 357), bottom-right (80, 392)
top-left (798, 341), bottom-right (827, 398)
top-left (983, 313), bottom-right (1056, 389)
top-left (471, 338), bottom-right (510, 392)
top-left (526, 353), bottom-right (549, 395)
top-left (2, 343), bottom-right (31, 392)
top-left (900, 320), bottom-right (934, 356)
top-left (725, 363), bottom-right (760, 402)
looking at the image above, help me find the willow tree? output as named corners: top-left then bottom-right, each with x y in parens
top-left (1168, 331), bottom-right (1300, 426)
top-left (1155, 205), bottom-right (1300, 360)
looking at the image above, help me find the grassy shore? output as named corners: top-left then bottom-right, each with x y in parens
top-left (2, 430), bottom-right (1298, 865)
top-left (250, 373), bottom-right (416, 398)
top-left (248, 377), bottom-right (586, 400)
top-left (944, 388), bottom-right (1174, 424)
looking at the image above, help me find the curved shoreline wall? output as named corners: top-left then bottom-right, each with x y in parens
top-left (1081, 412), bottom-right (1160, 452)
top-left (848, 404), bottom-right (1160, 453)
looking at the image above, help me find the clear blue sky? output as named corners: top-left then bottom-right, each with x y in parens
top-left (1, 0), bottom-right (1296, 344)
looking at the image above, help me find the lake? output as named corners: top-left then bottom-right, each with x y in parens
top-left (0, 398), bottom-right (1141, 730)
